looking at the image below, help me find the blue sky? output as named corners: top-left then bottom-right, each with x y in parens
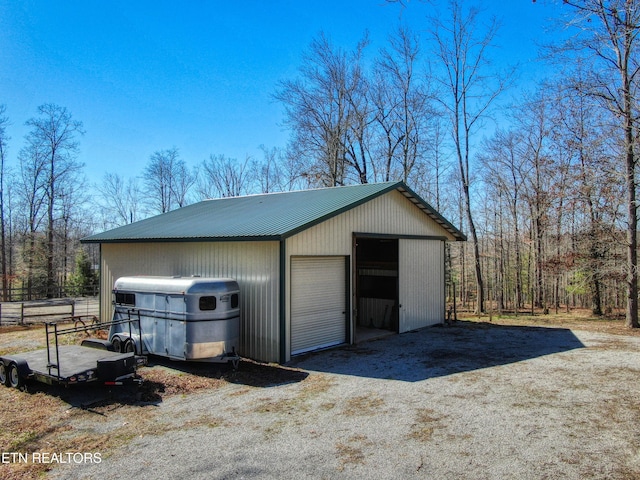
top-left (0, 0), bottom-right (561, 183)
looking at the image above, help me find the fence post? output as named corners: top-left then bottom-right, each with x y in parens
top-left (20, 302), bottom-right (24, 325)
top-left (71, 300), bottom-right (75, 318)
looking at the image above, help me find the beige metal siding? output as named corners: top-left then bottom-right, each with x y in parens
top-left (286, 190), bottom-right (453, 256)
top-left (100, 241), bottom-right (280, 363)
top-left (398, 239), bottom-right (445, 331)
top-left (290, 256), bottom-right (346, 355)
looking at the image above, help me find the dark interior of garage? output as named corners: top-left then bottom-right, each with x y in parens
top-left (355, 237), bottom-right (399, 339)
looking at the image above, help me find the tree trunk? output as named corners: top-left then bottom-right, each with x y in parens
top-left (463, 180), bottom-right (484, 313)
top-left (625, 121), bottom-right (639, 327)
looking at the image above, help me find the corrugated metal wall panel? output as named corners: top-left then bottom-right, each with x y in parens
top-left (290, 256), bottom-right (346, 355)
top-left (100, 241), bottom-right (280, 363)
top-left (286, 190), bottom-right (450, 256)
top-left (359, 298), bottom-right (395, 329)
top-left (398, 239), bottom-right (444, 332)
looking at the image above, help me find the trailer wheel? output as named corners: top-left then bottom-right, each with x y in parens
top-left (8, 362), bottom-right (23, 389)
top-left (111, 336), bottom-right (123, 353)
top-left (123, 339), bottom-right (135, 354)
top-left (0, 362), bottom-right (7, 386)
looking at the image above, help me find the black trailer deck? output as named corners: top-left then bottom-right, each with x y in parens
top-left (0, 318), bottom-right (146, 389)
top-left (1, 346), bottom-right (138, 386)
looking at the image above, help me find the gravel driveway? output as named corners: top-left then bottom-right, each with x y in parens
top-left (49, 321), bottom-right (640, 479)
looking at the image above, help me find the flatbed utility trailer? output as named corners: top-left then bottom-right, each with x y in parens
top-left (0, 319), bottom-right (146, 389)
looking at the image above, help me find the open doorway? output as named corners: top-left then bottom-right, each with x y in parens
top-left (354, 236), bottom-right (398, 343)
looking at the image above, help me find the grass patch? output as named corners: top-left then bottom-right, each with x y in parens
top-left (409, 408), bottom-right (445, 442)
top-left (341, 394), bottom-right (385, 416)
top-left (462, 309), bottom-right (640, 337)
top-left (140, 367), bottom-right (225, 397)
top-left (182, 414), bottom-right (226, 429)
top-left (336, 434), bottom-right (372, 469)
top-left (253, 395), bottom-right (305, 415)
top-left (251, 373), bottom-right (335, 416)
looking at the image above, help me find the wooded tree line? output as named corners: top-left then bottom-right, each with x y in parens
top-left (1, 1), bottom-right (639, 328)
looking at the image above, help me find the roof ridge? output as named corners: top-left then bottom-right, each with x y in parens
top-left (202, 181), bottom-right (401, 202)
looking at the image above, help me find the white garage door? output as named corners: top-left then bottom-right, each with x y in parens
top-left (399, 239), bottom-right (445, 332)
top-left (291, 256), bottom-right (347, 355)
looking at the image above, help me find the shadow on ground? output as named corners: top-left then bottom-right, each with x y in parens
top-left (146, 355), bottom-right (309, 388)
top-left (18, 380), bottom-right (151, 414)
top-left (288, 321), bottom-right (586, 382)
top-left (15, 357), bottom-right (309, 411)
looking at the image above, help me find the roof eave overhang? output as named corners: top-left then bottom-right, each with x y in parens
top-left (395, 183), bottom-right (467, 242)
top-left (80, 235), bottom-right (284, 244)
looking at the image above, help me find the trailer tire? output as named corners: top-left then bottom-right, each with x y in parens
top-left (0, 362), bottom-right (7, 386)
top-left (8, 362), bottom-right (23, 389)
top-left (111, 336), bottom-right (123, 353)
top-left (123, 339), bottom-right (135, 354)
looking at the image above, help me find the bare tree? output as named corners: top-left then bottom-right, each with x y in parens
top-left (58, 180), bottom-right (91, 290)
top-left (256, 145), bottom-right (305, 193)
top-left (98, 173), bottom-right (143, 228)
top-left (0, 105), bottom-right (9, 300)
top-left (276, 146), bottom-right (310, 192)
top-left (516, 92), bottom-right (556, 311)
top-left (198, 154), bottom-right (254, 198)
top-left (24, 104), bottom-right (84, 297)
top-left (373, 26), bottom-right (430, 183)
top-left (143, 147), bottom-right (195, 213)
top-left (274, 32), bottom-right (371, 186)
top-left (479, 128), bottom-right (528, 312)
top-left (558, 0), bottom-right (640, 328)
top-left (16, 137), bottom-right (48, 298)
top-left (430, 0), bottom-right (511, 313)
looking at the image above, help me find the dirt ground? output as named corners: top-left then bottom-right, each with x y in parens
top-left (1, 312), bottom-right (640, 479)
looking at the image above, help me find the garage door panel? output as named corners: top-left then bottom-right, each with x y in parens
top-left (399, 239), bottom-right (444, 332)
top-left (291, 256), bottom-right (346, 355)
top-left (291, 317), bottom-right (345, 352)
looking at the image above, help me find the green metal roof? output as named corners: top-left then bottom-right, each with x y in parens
top-left (82, 181), bottom-right (466, 244)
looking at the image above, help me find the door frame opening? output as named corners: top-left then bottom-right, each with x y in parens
top-left (353, 235), bottom-right (399, 343)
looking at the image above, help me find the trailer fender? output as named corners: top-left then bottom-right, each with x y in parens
top-left (6, 359), bottom-right (29, 388)
top-left (0, 357), bottom-right (29, 385)
top-left (80, 338), bottom-right (115, 351)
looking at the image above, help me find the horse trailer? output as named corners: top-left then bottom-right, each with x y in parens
top-left (110, 276), bottom-right (241, 367)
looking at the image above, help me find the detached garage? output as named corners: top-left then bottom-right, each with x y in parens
top-left (83, 181), bottom-right (465, 363)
